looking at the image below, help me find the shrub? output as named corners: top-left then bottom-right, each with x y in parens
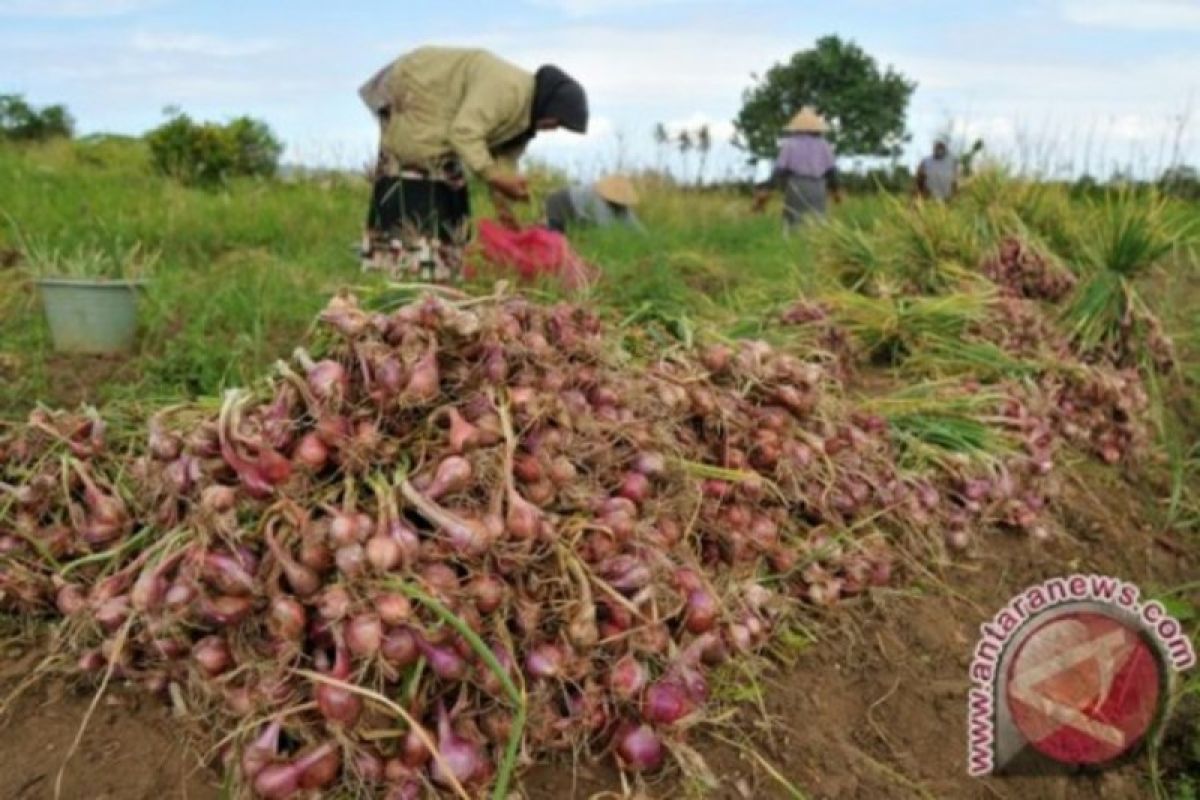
top-left (0, 94), bottom-right (74, 141)
top-left (145, 111), bottom-right (282, 186)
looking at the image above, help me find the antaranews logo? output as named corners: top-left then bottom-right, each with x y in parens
top-left (967, 574), bottom-right (1195, 777)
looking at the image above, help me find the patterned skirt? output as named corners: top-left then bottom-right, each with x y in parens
top-left (362, 163), bottom-right (471, 282)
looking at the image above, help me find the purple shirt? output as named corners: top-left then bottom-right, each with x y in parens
top-left (775, 134), bottom-right (836, 178)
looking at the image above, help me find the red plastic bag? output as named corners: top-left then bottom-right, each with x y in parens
top-left (471, 220), bottom-right (596, 290)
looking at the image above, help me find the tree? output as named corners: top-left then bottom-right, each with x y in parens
top-left (695, 124), bottom-right (712, 186)
top-left (733, 35), bottom-right (915, 161)
top-left (0, 94), bottom-right (74, 141)
top-left (653, 122), bottom-right (670, 173)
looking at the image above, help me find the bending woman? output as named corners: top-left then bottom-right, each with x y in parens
top-left (358, 46), bottom-right (588, 280)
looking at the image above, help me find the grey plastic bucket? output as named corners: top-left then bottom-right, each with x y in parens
top-left (36, 278), bottom-right (146, 354)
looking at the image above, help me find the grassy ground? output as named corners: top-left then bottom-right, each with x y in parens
top-left (0, 138), bottom-right (878, 412)
top-left (0, 139), bottom-right (362, 409)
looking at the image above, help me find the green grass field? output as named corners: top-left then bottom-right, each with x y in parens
top-left (0, 139), bottom-right (366, 409)
top-left (0, 139), bottom-right (855, 411)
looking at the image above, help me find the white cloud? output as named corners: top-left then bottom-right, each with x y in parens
top-left (953, 116), bottom-right (1018, 145)
top-left (0, 0), bottom-right (160, 18)
top-left (894, 50), bottom-right (1200, 111)
top-left (455, 21), bottom-right (1200, 174)
top-left (131, 31), bottom-right (279, 58)
top-left (525, 0), bottom-right (702, 17)
top-left (537, 114), bottom-right (616, 147)
top-left (462, 24), bottom-right (792, 112)
top-left (448, 24), bottom-right (784, 178)
top-left (1061, 0), bottom-right (1200, 32)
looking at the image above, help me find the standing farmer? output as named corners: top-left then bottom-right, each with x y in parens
top-left (358, 46), bottom-right (589, 281)
top-left (915, 139), bottom-right (958, 201)
top-left (753, 107), bottom-right (839, 228)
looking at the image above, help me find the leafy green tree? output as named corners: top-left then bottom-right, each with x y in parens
top-left (733, 36), bottom-right (915, 161)
top-left (0, 94), bottom-right (74, 141)
top-left (145, 111), bottom-right (283, 186)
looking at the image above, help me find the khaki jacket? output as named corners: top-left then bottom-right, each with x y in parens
top-left (365, 47), bottom-right (535, 179)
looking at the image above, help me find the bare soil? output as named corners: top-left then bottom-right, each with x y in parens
top-left (35, 354), bottom-right (144, 409)
top-left (2, 465), bottom-right (1196, 799)
top-left (0, 652), bottom-right (216, 799)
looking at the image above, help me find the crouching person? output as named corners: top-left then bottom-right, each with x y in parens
top-left (544, 175), bottom-right (643, 234)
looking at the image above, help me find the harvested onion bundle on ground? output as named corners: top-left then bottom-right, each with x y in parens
top-left (981, 236), bottom-right (1077, 302)
top-left (1042, 367), bottom-right (1150, 465)
top-left (2, 288), bottom-right (1099, 798)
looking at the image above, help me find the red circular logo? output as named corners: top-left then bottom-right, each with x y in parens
top-left (1005, 612), bottom-right (1162, 765)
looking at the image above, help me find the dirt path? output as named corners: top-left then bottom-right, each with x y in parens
top-left (2, 467), bottom-right (1196, 799)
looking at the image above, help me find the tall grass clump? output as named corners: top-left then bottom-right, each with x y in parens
top-left (880, 195), bottom-right (984, 294)
top-left (1064, 190), bottom-right (1193, 371)
top-left (17, 236), bottom-right (159, 281)
top-left (811, 219), bottom-right (889, 293)
top-left (823, 290), bottom-right (991, 364)
top-left (860, 382), bottom-right (1018, 471)
top-left (1010, 182), bottom-right (1081, 261)
top-left (812, 194), bottom-right (986, 296)
top-left (955, 168), bottom-right (1080, 261)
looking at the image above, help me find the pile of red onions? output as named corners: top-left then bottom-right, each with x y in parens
top-left (981, 236), bottom-right (1077, 303)
top-left (1, 287), bottom-right (1137, 797)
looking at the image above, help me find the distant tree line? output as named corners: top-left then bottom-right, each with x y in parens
top-left (1, 94), bottom-right (74, 141)
top-left (1, 93), bottom-right (282, 187)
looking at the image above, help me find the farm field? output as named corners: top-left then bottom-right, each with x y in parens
top-left (1, 138), bottom-right (1199, 800)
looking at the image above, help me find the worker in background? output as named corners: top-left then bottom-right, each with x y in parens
top-left (544, 175), bottom-right (644, 234)
top-left (752, 107), bottom-right (840, 228)
top-left (916, 139), bottom-right (958, 201)
top-left (358, 46), bottom-right (589, 281)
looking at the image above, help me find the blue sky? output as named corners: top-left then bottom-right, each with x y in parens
top-left (2, 0), bottom-right (1198, 178)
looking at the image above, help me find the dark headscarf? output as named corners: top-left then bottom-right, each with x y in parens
top-left (502, 65), bottom-right (588, 151)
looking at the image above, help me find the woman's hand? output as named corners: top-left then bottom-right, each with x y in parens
top-left (488, 174), bottom-right (530, 202)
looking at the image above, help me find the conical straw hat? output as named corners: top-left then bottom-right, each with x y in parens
top-left (784, 106), bottom-right (828, 134)
top-left (594, 174), bottom-right (640, 207)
